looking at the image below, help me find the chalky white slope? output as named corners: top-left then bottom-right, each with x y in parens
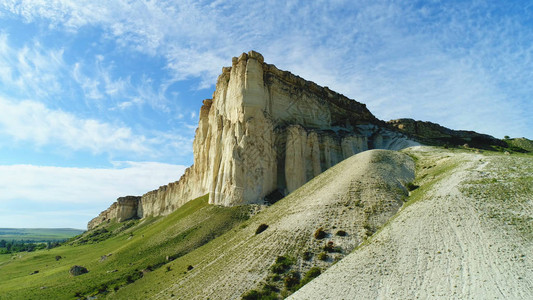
top-left (291, 147), bottom-right (533, 299)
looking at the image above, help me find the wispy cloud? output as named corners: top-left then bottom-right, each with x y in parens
top-left (0, 96), bottom-right (193, 157)
top-left (0, 161), bottom-right (186, 228)
top-left (0, 96), bottom-right (145, 154)
top-left (0, 33), bottom-right (66, 99)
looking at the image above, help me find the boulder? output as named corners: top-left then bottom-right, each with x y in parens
top-left (69, 265), bottom-right (88, 276)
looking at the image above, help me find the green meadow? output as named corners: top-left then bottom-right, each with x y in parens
top-left (0, 228), bottom-right (85, 242)
top-left (0, 195), bottom-right (250, 299)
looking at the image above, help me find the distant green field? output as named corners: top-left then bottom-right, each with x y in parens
top-left (0, 228), bottom-right (85, 242)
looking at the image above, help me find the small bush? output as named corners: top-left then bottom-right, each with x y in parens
top-left (242, 289), bottom-right (260, 300)
top-left (98, 284), bottom-right (108, 293)
top-left (314, 228), bottom-right (326, 239)
top-left (262, 284), bottom-right (279, 293)
top-left (255, 224), bottom-right (269, 235)
top-left (270, 255), bottom-right (293, 274)
top-left (242, 286), bottom-right (279, 300)
top-left (363, 222), bottom-right (374, 234)
top-left (299, 267), bottom-right (321, 287)
top-left (317, 252), bottom-right (328, 261)
top-left (335, 230), bottom-right (347, 236)
top-left (323, 241), bottom-right (342, 253)
top-left (284, 271), bottom-right (301, 290)
top-left (270, 274), bottom-right (281, 282)
top-left (302, 251), bottom-right (312, 261)
top-left (187, 265), bottom-right (194, 271)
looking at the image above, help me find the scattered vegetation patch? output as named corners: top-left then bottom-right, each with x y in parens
top-left (270, 255), bottom-right (294, 274)
top-left (242, 285), bottom-right (278, 300)
top-left (255, 224), bottom-right (269, 235)
top-left (296, 267), bottom-right (321, 289)
top-left (314, 228), bottom-right (326, 239)
top-left (302, 251), bottom-right (313, 261)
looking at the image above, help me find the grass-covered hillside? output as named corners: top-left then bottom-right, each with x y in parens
top-left (504, 137), bottom-right (533, 152)
top-left (0, 195), bottom-right (250, 299)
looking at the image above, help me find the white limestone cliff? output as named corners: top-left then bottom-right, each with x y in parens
top-left (88, 51), bottom-right (417, 229)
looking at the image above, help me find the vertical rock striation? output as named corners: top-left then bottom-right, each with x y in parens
top-left (88, 196), bottom-right (140, 230)
top-left (88, 51), bottom-right (417, 229)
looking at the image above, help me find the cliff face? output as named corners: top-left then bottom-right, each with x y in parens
top-left (88, 51), bottom-right (416, 229)
top-left (388, 118), bottom-right (506, 149)
top-left (88, 196), bottom-right (140, 230)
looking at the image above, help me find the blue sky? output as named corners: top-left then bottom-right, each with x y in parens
top-left (0, 1), bottom-right (531, 229)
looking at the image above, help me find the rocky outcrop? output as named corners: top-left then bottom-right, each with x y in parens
top-left (88, 196), bottom-right (140, 230)
top-left (88, 51), bottom-right (417, 229)
top-left (388, 118), bottom-right (506, 149)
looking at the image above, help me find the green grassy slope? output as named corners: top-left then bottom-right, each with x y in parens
top-left (0, 195), bottom-right (249, 299)
top-left (0, 228), bottom-right (85, 242)
top-left (505, 137), bottom-right (533, 152)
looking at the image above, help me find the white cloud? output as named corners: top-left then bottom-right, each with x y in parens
top-left (0, 161), bottom-right (186, 228)
top-left (0, 96), bottom-right (193, 157)
top-left (0, 161), bottom-right (186, 204)
top-left (0, 96), bottom-right (148, 154)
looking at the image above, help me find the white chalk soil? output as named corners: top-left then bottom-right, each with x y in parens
top-left (291, 146), bottom-right (533, 299)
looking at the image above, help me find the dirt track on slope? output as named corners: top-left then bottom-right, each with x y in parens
top-left (291, 147), bottom-right (533, 299)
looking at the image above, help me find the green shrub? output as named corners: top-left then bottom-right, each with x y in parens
top-left (335, 230), bottom-right (347, 236)
top-left (242, 289), bottom-right (260, 300)
top-left (314, 228), bottom-right (326, 239)
top-left (317, 252), bottom-right (328, 261)
top-left (284, 271), bottom-right (301, 290)
top-left (270, 274), bottom-right (281, 282)
top-left (298, 267), bottom-right (321, 288)
top-left (323, 241), bottom-right (342, 253)
top-left (270, 256), bottom-right (294, 274)
top-left (255, 224), bottom-right (269, 235)
top-left (242, 285), bottom-right (279, 300)
top-left (302, 251), bottom-right (312, 261)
